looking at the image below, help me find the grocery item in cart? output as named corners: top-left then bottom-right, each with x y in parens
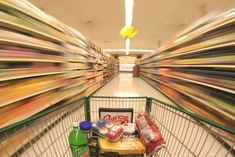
top-left (99, 108), bottom-right (133, 124)
top-left (88, 137), bottom-right (99, 157)
top-left (93, 119), bottom-right (124, 141)
top-left (68, 122), bottom-right (90, 157)
top-left (99, 127), bottom-right (109, 135)
top-left (80, 121), bottom-right (93, 140)
top-left (105, 122), bottom-right (114, 129)
top-left (99, 137), bottom-right (145, 156)
top-left (107, 125), bottom-right (123, 140)
top-left (97, 119), bottom-right (107, 127)
top-left (122, 123), bottom-right (136, 134)
top-left (136, 114), bottom-right (165, 156)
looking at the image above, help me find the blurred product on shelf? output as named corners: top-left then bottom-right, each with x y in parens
top-left (137, 9), bottom-right (235, 129)
top-left (0, 0), bottom-right (119, 128)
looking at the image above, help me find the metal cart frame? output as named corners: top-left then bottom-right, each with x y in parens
top-left (0, 96), bottom-right (234, 157)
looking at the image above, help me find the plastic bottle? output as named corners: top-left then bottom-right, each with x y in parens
top-left (79, 121), bottom-right (93, 140)
top-left (68, 122), bottom-right (90, 157)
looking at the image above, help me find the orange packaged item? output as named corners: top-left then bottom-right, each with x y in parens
top-left (99, 137), bottom-right (145, 156)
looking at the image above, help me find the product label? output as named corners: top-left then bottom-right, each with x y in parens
top-left (136, 116), bottom-right (157, 143)
top-left (71, 146), bottom-right (90, 157)
top-left (100, 110), bottom-right (133, 124)
top-left (103, 114), bottom-right (129, 124)
top-left (79, 151), bottom-right (89, 157)
top-left (78, 147), bottom-right (90, 157)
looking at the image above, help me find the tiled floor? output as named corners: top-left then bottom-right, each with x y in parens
top-left (94, 72), bottom-right (175, 105)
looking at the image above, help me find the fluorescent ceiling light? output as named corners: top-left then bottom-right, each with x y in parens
top-left (125, 0), bottom-right (134, 26)
top-left (125, 39), bottom-right (130, 55)
top-left (103, 49), bottom-right (155, 52)
top-left (124, 0), bottom-right (134, 55)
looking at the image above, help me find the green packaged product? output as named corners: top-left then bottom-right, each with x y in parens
top-left (68, 122), bottom-right (90, 157)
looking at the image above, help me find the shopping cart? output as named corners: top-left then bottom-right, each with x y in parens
top-left (0, 96), bottom-right (234, 157)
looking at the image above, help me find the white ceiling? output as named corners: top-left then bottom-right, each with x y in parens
top-left (28, 0), bottom-right (235, 52)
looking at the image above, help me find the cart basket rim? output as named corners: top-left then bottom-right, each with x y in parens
top-left (0, 96), bottom-right (234, 135)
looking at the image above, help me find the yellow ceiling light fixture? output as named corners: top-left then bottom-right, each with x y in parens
top-left (120, 0), bottom-right (137, 55)
top-left (120, 26), bottom-right (137, 39)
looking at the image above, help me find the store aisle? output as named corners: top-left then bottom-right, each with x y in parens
top-left (94, 72), bottom-right (175, 105)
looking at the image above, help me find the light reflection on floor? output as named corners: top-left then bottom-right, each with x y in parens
top-left (94, 72), bottom-right (175, 105)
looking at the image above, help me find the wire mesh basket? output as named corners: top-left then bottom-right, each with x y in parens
top-left (0, 96), bottom-right (234, 157)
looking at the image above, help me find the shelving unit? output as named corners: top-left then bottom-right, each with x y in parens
top-left (0, 0), bottom-right (118, 128)
top-left (114, 58), bottom-right (120, 76)
top-left (137, 9), bottom-right (235, 129)
top-left (103, 55), bottom-right (119, 83)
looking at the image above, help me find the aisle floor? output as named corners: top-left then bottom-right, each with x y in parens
top-left (94, 72), bottom-right (175, 105)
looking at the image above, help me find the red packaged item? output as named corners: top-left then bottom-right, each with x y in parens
top-left (106, 125), bottom-right (124, 140)
top-left (135, 114), bottom-right (165, 155)
top-left (96, 121), bottom-right (124, 141)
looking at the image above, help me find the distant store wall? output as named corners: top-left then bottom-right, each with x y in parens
top-left (119, 56), bottom-right (136, 72)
